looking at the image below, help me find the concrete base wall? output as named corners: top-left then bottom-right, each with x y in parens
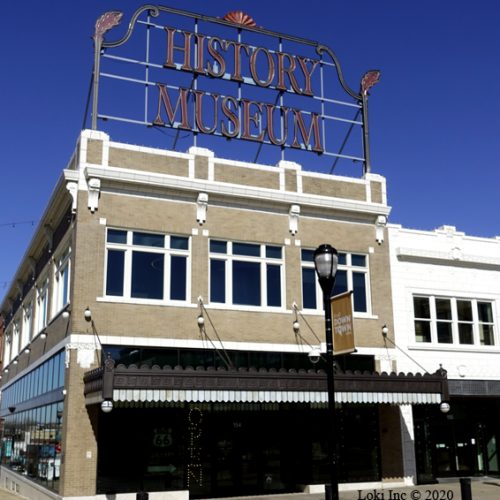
top-left (0, 468), bottom-right (188, 500)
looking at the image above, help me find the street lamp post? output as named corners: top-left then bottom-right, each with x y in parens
top-left (313, 244), bottom-right (339, 500)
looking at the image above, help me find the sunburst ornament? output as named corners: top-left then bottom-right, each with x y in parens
top-left (223, 11), bottom-right (256, 28)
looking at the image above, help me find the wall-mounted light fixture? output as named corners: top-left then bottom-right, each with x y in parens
top-left (84, 307), bottom-right (92, 322)
top-left (308, 347), bottom-right (321, 364)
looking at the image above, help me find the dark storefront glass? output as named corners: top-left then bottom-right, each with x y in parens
top-left (0, 351), bottom-right (66, 493)
top-left (414, 399), bottom-right (500, 483)
top-left (97, 403), bottom-right (380, 498)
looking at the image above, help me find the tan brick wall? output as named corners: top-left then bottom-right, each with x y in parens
top-left (298, 217), bottom-right (393, 347)
top-left (371, 181), bottom-right (383, 204)
top-left (195, 156), bottom-right (209, 180)
top-left (301, 176), bottom-right (366, 200)
top-left (87, 139), bottom-right (103, 165)
top-left (59, 349), bottom-right (99, 496)
top-left (284, 169), bottom-right (297, 192)
top-left (108, 147), bottom-right (190, 176)
top-left (214, 163), bottom-right (280, 189)
top-left (379, 405), bottom-right (404, 482)
top-left (71, 189), bottom-right (392, 348)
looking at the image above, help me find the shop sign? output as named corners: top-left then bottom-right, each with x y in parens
top-left (91, 5), bottom-right (379, 171)
top-left (331, 291), bottom-right (355, 355)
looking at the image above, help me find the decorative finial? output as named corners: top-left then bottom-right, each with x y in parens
top-left (223, 11), bottom-right (256, 28)
top-left (93, 11), bottom-right (123, 43)
top-left (361, 69), bottom-right (381, 95)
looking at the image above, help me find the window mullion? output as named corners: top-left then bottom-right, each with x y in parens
top-left (227, 257), bottom-right (233, 305)
top-left (429, 296), bottom-right (437, 343)
top-left (124, 246), bottom-right (133, 298)
top-left (261, 258), bottom-right (266, 307)
top-left (451, 298), bottom-right (459, 344)
top-left (472, 299), bottom-right (480, 345)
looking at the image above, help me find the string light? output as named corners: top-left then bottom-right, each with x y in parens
top-left (0, 220), bottom-right (37, 228)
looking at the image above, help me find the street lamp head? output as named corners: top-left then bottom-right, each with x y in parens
top-left (313, 244), bottom-right (338, 295)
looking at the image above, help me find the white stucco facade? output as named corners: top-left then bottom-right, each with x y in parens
top-left (388, 223), bottom-right (500, 380)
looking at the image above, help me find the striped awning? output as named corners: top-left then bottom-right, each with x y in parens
top-left (84, 359), bottom-right (448, 407)
top-left (109, 388), bottom-right (442, 405)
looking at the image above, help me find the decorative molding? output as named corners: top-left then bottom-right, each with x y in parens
top-left (289, 204), bottom-right (300, 235)
top-left (65, 343), bottom-right (99, 369)
top-left (84, 165), bottom-right (391, 220)
top-left (375, 215), bottom-right (387, 245)
top-left (87, 178), bottom-right (101, 213)
top-left (43, 225), bottom-right (53, 253)
top-left (27, 257), bottom-right (36, 280)
top-left (66, 181), bottom-right (78, 214)
top-left (196, 193), bottom-right (208, 226)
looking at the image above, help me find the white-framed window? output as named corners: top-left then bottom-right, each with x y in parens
top-left (105, 228), bottom-right (190, 302)
top-left (301, 249), bottom-right (370, 314)
top-left (11, 320), bottom-right (20, 359)
top-left (4, 332), bottom-right (11, 366)
top-left (209, 240), bottom-right (284, 308)
top-left (413, 295), bottom-right (496, 346)
top-left (21, 301), bottom-right (33, 348)
top-left (36, 278), bottom-right (49, 333)
top-left (53, 246), bottom-right (71, 314)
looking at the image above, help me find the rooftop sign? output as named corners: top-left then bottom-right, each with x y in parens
top-left (92, 5), bottom-right (379, 173)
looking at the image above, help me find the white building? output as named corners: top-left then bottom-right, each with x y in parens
top-left (389, 224), bottom-right (500, 483)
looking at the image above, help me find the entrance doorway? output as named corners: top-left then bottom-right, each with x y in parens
top-left (414, 399), bottom-right (500, 483)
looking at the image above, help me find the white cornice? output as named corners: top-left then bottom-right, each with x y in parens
top-left (83, 165), bottom-right (390, 219)
top-left (396, 247), bottom-right (500, 269)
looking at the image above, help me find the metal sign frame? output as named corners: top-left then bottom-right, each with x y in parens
top-left (92, 4), bottom-right (380, 173)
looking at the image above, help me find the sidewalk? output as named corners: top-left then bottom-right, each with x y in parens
top-left (0, 489), bottom-right (23, 500)
top-left (210, 478), bottom-right (500, 500)
top-left (1, 478), bottom-right (499, 500)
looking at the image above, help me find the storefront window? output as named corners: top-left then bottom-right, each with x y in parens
top-left (0, 352), bottom-right (65, 493)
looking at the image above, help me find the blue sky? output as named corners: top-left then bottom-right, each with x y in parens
top-left (1, 1), bottom-right (500, 300)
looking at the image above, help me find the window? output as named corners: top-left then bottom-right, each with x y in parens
top-left (53, 246), bottom-right (70, 314)
top-left (209, 240), bottom-right (284, 308)
top-left (301, 249), bottom-right (370, 313)
top-left (11, 320), bottom-right (20, 359)
top-left (36, 279), bottom-right (49, 333)
top-left (105, 228), bottom-right (190, 301)
top-left (21, 302), bottom-right (33, 348)
top-left (413, 296), bottom-right (496, 346)
top-left (4, 334), bottom-right (11, 366)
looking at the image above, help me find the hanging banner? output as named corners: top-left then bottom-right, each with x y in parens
top-left (331, 290), bottom-right (355, 355)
